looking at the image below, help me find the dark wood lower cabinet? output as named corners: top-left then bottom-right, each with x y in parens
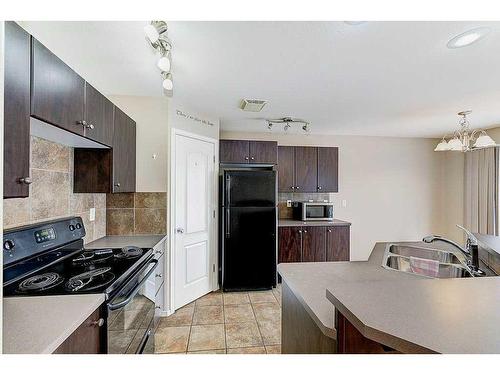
top-left (278, 227), bottom-right (302, 263)
top-left (53, 307), bottom-right (105, 354)
top-left (302, 226), bottom-right (326, 262)
top-left (326, 226), bottom-right (350, 261)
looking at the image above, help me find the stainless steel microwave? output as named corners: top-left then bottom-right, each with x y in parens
top-left (294, 202), bottom-right (334, 221)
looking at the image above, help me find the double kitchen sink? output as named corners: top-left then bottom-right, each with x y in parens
top-left (382, 244), bottom-right (473, 278)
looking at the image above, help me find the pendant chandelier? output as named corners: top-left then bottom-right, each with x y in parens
top-left (434, 110), bottom-right (496, 152)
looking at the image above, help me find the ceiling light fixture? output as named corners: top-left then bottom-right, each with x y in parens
top-left (266, 117), bottom-right (311, 134)
top-left (344, 21), bottom-right (367, 26)
top-left (434, 110), bottom-right (496, 152)
top-left (447, 27), bottom-right (491, 49)
top-left (144, 21), bottom-right (173, 96)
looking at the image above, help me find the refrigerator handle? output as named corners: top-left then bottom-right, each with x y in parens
top-left (225, 174), bottom-right (231, 207)
top-left (225, 208), bottom-right (230, 238)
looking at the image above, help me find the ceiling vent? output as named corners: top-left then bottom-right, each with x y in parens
top-left (240, 99), bottom-right (268, 112)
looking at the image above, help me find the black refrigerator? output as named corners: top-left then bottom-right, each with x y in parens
top-left (221, 170), bottom-right (277, 291)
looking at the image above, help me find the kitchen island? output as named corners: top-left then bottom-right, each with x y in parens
top-left (278, 241), bottom-right (500, 354)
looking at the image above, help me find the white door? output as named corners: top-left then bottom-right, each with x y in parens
top-left (173, 133), bottom-right (216, 309)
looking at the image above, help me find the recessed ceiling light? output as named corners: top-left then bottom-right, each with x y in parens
top-left (447, 27), bottom-right (491, 49)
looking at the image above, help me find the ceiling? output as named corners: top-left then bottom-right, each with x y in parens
top-left (21, 21), bottom-right (500, 138)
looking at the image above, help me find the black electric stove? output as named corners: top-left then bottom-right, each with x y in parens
top-left (3, 217), bottom-right (153, 300)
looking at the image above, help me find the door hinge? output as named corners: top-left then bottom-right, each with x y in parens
top-left (213, 155), bottom-right (216, 163)
top-left (212, 264), bottom-right (216, 272)
top-left (213, 210), bottom-right (216, 218)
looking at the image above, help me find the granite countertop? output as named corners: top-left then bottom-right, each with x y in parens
top-left (86, 234), bottom-right (167, 249)
top-left (278, 218), bottom-right (351, 227)
top-left (3, 294), bottom-right (105, 354)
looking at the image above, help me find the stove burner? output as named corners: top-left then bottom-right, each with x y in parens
top-left (17, 272), bottom-right (64, 293)
top-left (115, 246), bottom-right (143, 259)
top-left (72, 249), bottom-right (114, 266)
top-left (65, 267), bottom-right (115, 292)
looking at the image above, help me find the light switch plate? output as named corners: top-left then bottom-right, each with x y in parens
top-left (89, 207), bottom-right (96, 222)
top-left (286, 200), bottom-right (292, 208)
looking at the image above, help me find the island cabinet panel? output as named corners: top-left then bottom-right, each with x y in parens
top-left (294, 146), bottom-right (318, 193)
top-left (278, 146), bottom-right (295, 192)
top-left (31, 38), bottom-right (85, 136)
top-left (302, 226), bottom-right (326, 262)
top-left (53, 307), bottom-right (105, 354)
top-left (4, 21), bottom-right (31, 198)
top-left (278, 227), bottom-right (302, 263)
top-left (249, 140), bottom-right (278, 164)
top-left (112, 107), bottom-right (137, 193)
top-left (326, 226), bottom-right (350, 261)
top-left (84, 82), bottom-right (115, 146)
top-left (317, 147), bottom-right (338, 192)
top-left (220, 140), bottom-right (250, 163)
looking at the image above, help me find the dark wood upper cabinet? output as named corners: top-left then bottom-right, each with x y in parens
top-left (249, 141), bottom-right (277, 164)
top-left (84, 83), bottom-right (114, 146)
top-left (112, 107), bottom-right (136, 193)
top-left (278, 227), bottom-right (302, 263)
top-left (326, 226), bottom-right (350, 261)
top-left (4, 22), bottom-right (31, 198)
top-left (317, 147), bottom-right (338, 192)
top-left (278, 146), bottom-right (295, 193)
top-left (53, 307), bottom-right (105, 354)
top-left (294, 147), bottom-right (318, 193)
top-left (220, 140), bottom-right (250, 163)
top-left (302, 226), bottom-right (326, 262)
top-left (31, 38), bottom-right (85, 136)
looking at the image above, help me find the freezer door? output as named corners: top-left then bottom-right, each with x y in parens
top-left (222, 207), bottom-right (276, 291)
top-left (224, 170), bottom-right (276, 207)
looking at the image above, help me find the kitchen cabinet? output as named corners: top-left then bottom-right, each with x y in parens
top-left (302, 226), bottom-right (326, 262)
top-left (326, 226), bottom-right (350, 261)
top-left (112, 107), bottom-right (137, 192)
top-left (317, 147), bottom-right (338, 192)
top-left (278, 224), bottom-right (349, 265)
top-left (220, 139), bottom-right (277, 164)
top-left (84, 82), bottom-right (114, 146)
top-left (31, 38), bottom-right (86, 136)
top-left (295, 147), bottom-right (318, 193)
top-left (4, 21), bottom-right (31, 198)
top-left (278, 146), bottom-right (295, 193)
top-left (53, 307), bottom-right (105, 354)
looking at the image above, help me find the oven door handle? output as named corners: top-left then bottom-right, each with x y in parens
top-left (108, 259), bottom-right (159, 311)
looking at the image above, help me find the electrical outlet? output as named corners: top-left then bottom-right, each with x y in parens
top-left (89, 208), bottom-right (96, 222)
top-left (286, 200), bottom-right (292, 208)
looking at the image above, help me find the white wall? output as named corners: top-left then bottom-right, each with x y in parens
top-left (221, 131), bottom-right (444, 261)
top-left (168, 100), bottom-right (220, 140)
top-left (0, 21), bottom-right (5, 353)
top-left (109, 96), bottom-right (169, 192)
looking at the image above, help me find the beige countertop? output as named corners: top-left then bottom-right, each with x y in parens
top-left (3, 294), bottom-right (105, 354)
top-left (86, 234), bottom-right (167, 249)
top-left (278, 218), bottom-right (351, 227)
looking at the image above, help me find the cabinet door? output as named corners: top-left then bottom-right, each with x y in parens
top-left (53, 307), bottom-right (104, 354)
top-left (84, 82), bottom-right (114, 146)
top-left (326, 226), bottom-right (350, 261)
top-left (4, 22), bottom-right (31, 198)
top-left (249, 141), bottom-right (278, 164)
top-left (302, 226), bottom-right (326, 262)
top-left (294, 147), bottom-right (318, 193)
top-left (31, 38), bottom-right (85, 135)
top-left (220, 140), bottom-right (249, 163)
top-left (278, 227), bottom-right (302, 263)
top-left (317, 147), bottom-right (338, 192)
top-left (278, 146), bottom-right (295, 193)
top-left (112, 107), bottom-right (136, 193)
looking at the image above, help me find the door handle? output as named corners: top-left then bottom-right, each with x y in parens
top-left (176, 228), bottom-right (184, 234)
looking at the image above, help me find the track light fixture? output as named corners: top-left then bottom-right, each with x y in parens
top-left (266, 117), bottom-right (311, 133)
top-left (144, 21), bottom-right (173, 96)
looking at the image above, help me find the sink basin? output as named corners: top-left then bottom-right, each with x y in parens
top-left (382, 244), bottom-right (473, 278)
top-left (388, 244), bottom-right (464, 264)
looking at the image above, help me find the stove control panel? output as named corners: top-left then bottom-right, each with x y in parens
top-left (3, 217), bottom-right (86, 266)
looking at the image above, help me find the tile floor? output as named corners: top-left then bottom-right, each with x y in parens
top-left (155, 285), bottom-right (282, 354)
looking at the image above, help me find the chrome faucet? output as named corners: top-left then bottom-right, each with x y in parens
top-left (422, 225), bottom-right (485, 276)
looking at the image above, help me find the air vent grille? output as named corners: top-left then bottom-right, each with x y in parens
top-left (240, 99), bottom-right (268, 112)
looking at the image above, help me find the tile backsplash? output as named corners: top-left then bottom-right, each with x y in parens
top-left (277, 192), bottom-right (333, 219)
top-left (106, 192), bottom-right (167, 235)
top-left (3, 136), bottom-right (106, 243)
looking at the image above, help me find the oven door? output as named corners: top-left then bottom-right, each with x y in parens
top-left (107, 257), bottom-right (158, 354)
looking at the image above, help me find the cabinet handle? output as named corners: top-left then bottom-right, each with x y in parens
top-left (19, 177), bottom-right (32, 185)
top-left (155, 305), bottom-right (162, 310)
top-left (86, 123), bottom-right (95, 130)
top-left (92, 318), bottom-right (104, 327)
top-left (291, 186), bottom-right (295, 190)
top-left (318, 186), bottom-right (322, 190)
top-left (244, 156), bottom-right (249, 160)
top-left (296, 186), bottom-right (299, 190)
top-left (251, 157), bottom-right (255, 160)
top-left (303, 230), bottom-right (308, 233)
top-left (298, 230), bottom-right (302, 233)
top-left (76, 120), bottom-right (87, 127)
top-left (155, 250), bottom-right (163, 255)
top-left (115, 183), bottom-right (121, 187)
top-left (327, 229), bottom-right (332, 233)
top-left (155, 273), bottom-right (163, 278)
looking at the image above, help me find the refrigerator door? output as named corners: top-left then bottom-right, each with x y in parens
top-left (224, 170), bottom-right (276, 207)
top-left (223, 206), bottom-right (276, 291)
